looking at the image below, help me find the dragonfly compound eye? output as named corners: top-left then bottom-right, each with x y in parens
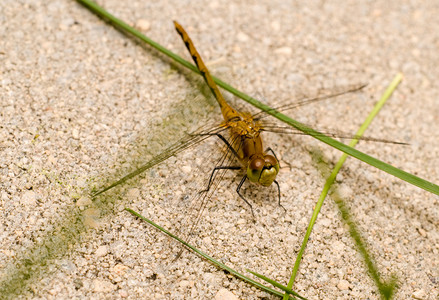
top-left (264, 155), bottom-right (278, 168)
top-left (247, 157), bottom-right (265, 183)
top-left (259, 155), bottom-right (280, 187)
top-left (247, 156), bottom-right (279, 186)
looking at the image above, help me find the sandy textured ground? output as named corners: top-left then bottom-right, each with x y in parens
top-left (1, 0), bottom-right (439, 299)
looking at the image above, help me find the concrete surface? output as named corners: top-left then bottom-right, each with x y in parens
top-left (1, 0), bottom-right (438, 299)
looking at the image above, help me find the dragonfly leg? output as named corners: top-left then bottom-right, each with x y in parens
top-left (265, 149), bottom-right (287, 212)
top-left (236, 175), bottom-right (255, 218)
top-left (200, 165), bottom-right (241, 194)
top-left (273, 180), bottom-right (286, 213)
top-left (195, 132), bottom-right (240, 159)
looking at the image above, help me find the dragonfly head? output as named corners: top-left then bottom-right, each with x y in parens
top-left (247, 154), bottom-right (279, 187)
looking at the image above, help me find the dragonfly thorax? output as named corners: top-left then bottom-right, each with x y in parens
top-left (227, 112), bottom-right (262, 139)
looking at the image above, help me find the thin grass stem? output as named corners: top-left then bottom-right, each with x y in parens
top-left (125, 208), bottom-right (305, 299)
top-left (283, 74), bottom-right (403, 300)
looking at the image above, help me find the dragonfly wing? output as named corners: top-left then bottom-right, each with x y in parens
top-left (254, 83), bottom-right (367, 120)
top-left (168, 128), bottom-right (245, 254)
top-left (92, 122), bottom-right (225, 197)
top-left (260, 121), bottom-right (408, 145)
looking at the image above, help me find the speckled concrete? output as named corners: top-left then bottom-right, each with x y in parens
top-left (1, 1), bottom-right (438, 299)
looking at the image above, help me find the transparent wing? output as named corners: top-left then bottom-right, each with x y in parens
top-left (174, 132), bottom-right (243, 249)
top-left (252, 83), bottom-right (367, 120)
top-left (91, 121), bottom-right (226, 197)
top-left (252, 83), bottom-right (407, 145)
top-left (260, 121), bottom-right (408, 145)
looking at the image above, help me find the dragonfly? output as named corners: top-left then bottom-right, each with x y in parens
top-left (173, 21), bottom-right (283, 216)
top-left (92, 21), bottom-right (404, 243)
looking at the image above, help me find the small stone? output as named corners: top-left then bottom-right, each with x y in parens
top-left (48, 155), bottom-right (57, 164)
top-left (333, 241), bottom-right (345, 252)
top-left (338, 185), bottom-right (353, 198)
top-left (143, 268), bottom-right (154, 278)
top-left (1, 78), bottom-right (11, 86)
top-left (83, 216), bottom-right (100, 228)
top-left (182, 165), bottom-right (191, 174)
top-left (73, 278), bottom-right (83, 290)
top-left (319, 273), bottom-right (329, 283)
top-left (2, 249), bottom-right (14, 257)
top-left (71, 193), bottom-right (81, 200)
top-left (60, 259), bottom-right (76, 272)
top-left (203, 236), bottom-right (212, 245)
top-left (179, 280), bottom-right (190, 288)
top-left (95, 245), bottom-right (108, 257)
top-left (271, 20), bottom-right (281, 31)
top-left (76, 196), bottom-right (92, 206)
top-left (412, 289), bottom-right (426, 299)
top-left (112, 264), bottom-right (129, 276)
top-left (20, 157), bottom-right (29, 166)
top-left (127, 188), bottom-right (140, 200)
top-left (83, 208), bottom-right (102, 228)
top-left (237, 218), bottom-right (246, 225)
top-left (93, 279), bottom-right (114, 292)
top-left (237, 32), bottom-right (249, 42)
top-left (203, 273), bottom-right (218, 286)
top-left (136, 19), bottom-right (150, 32)
top-left (230, 256), bottom-right (239, 263)
top-left (119, 289), bottom-right (129, 298)
top-left (83, 208), bottom-right (100, 217)
top-left (215, 288), bottom-right (238, 300)
top-left (21, 190), bottom-right (36, 205)
top-left (337, 279), bottom-right (350, 290)
top-left (274, 46), bottom-right (292, 56)
top-left (48, 288), bottom-right (58, 295)
top-left (417, 228), bottom-right (427, 237)
top-left (319, 218), bottom-right (331, 227)
top-left (72, 128), bottom-right (79, 139)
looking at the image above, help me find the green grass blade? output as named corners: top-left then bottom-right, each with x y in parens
top-left (76, 0), bottom-right (439, 196)
top-left (125, 208), bottom-right (305, 299)
top-left (283, 74), bottom-right (402, 300)
top-left (246, 269), bottom-right (307, 300)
